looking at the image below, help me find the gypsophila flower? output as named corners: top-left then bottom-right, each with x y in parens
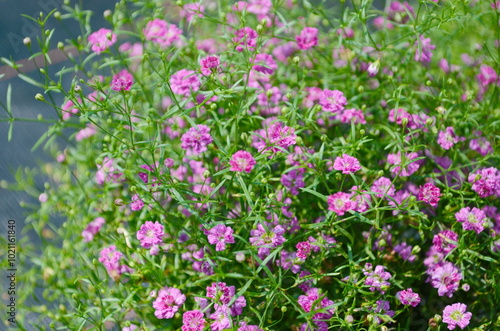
top-left (143, 19), bottom-right (182, 47)
top-left (430, 261), bottom-right (462, 298)
top-left (468, 167), bottom-right (500, 198)
top-left (296, 27), bottom-right (318, 50)
top-left (442, 303), bottom-right (472, 330)
top-left (153, 287), bottom-right (186, 319)
top-left (229, 151), bottom-right (256, 173)
top-left (137, 221), bottom-right (164, 248)
top-left (233, 27), bottom-right (258, 52)
top-left (432, 230), bottom-right (458, 254)
top-left (207, 224), bottom-right (235, 251)
top-left (181, 125), bottom-right (213, 155)
top-left (396, 288), bottom-right (421, 307)
top-left (414, 35), bottom-right (435, 64)
top-left (111, 69), bottom-right (133, 91)
top-left (296, 241), bottom-right (312, 260)
top-left (327, 192), bottom-right (357, 216)
top-left (249, 223), bottom-right (286, 258)
top-left (387, 151), bottom-right (420, 177)
top-left (200, 55), bottom-right (220, 75)
top-left (418, 182), bottom-right (441, 207)
top-left (182, 310), bottom-right (206, 331)
top-left (363, 264), bottom-right (392, 294)
top-left (438, 127), bottom-right (460, 150)
top-left (206, 282), bottom-right (232, 304)
top-left (170, 69), bottom-right (201, 96)
top-left (281, 168), bottom-right (305, 195)
top-left (333, 154), bottom-right (361, 174)
top-left (209, 304), bottom-right (231, 331)
top-left (88, 28), bottom-right (116, 54)
top-left (130, 194), bottom-right (144, 211)
top-left (371, 176), bottom-right (396, 198)
top-left (318, 89), bottom-right (348, 113)
top-left (455, 207), bottom-right (487, 234)
top-left (237, 321), bottom-right (264, 331)
top-left (82, 217), bottom-right (105, 242)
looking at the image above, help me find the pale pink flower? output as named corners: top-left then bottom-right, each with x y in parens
top-left (319, 89), bottom-right (348, 113)
top-left (418, 182), bottom-right (441, 207)
top-left (111, 69), bottom-right (134, 91)
top-left (442, 303), bottom-right (472, 330)
top-left (229, 151), bottom-right (256, 173)
top-left (327, 192), bottom-right (357, 216)
top-left (153, 287), bottom-right (186, 319)
top-left (295, 27), bottom-right (318, 50)
top-left (207, 224), bottom-right (235, 251)
top-left (170, 69), bottom-right (201, 95)
top-left (137, 221), bottom-right (164, 248)
top-left (88, 28), bottom-right (116, 54)
top-left (333, 154), bottom-right (361, 174)
top-left (396, 288), bottom-right (421, 307)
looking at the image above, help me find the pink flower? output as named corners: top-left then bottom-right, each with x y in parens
top-left (333, 154), bottom-right (361, 174)
top-left (295, 27), bottom-right (318, 50)
top-left (88, 28), bottom-right (116, 54)
top-left (181, 125), bottom-right (213, 155)
top-left (209, 305), bottom-right (231, 331)
top-left (130, 194), bottom-right (144, 211)
top-left (111, 69), bottom-right (133, 91)
top-left (432, 230), bottom-right (458, 254)
top-left (363, 264), bottom-right (392, 294)
top-left (180, 3), bottom-right (205, 22)
top-left (249, 223), bottom-right (286, 258)
top-left (143, 19), bottom-right (182, 48)
top-left (387, 151), bottom-right (420, 176)
top-left (137, 221), bottom-right (164, 248)
top-left (338, 108), bottom-right (366, 124)
top-left (468, 167), bottom-right (500, 197)
top-left (82, 217), bottom-right (105, 242)
top-left (233, 27), bottom-right (258, 52)
top-left (251, 53), bottom-right (277, 74)
top-left (75, 124), bottom-right (97, 141)
top-left (469, 137), bottom-right (493, 156)
top-left (200, 55), bottom-right (220, 75)
top-left (442, 303), bottom-right (472, 330)
top-left (430, 261), bottom-right (462, 298)
top-left (418, 182), bottom-right (441, 207)
top-left (327, 192), bottom-right (357, 216)
top-left (247, 0), bottom-right (272, 15)
top-left (207, 224), bottom-right (235, 251)
top-left (170, 69), bottom-right (201, 95)
top-left (99, 245), bottom-right (124, 278)
top-left (455, 207), bottom-right (486, 234)
top-left (267, 122), bottom-right (297, 153)
top-left (206, 282), bottom-right (232, 304)
top-left (296, 241), bottom-right (312, 260)
top-left (238, 321), bottom-right (264, 331)
top-left (414, 35), bottom-right (435, 64)
top-left (396, 288), bottom-right (421, 307)
top-left (229, 151), bottom-right (256, 173)
top-left (477, 65), bottom-right (497, 87)
top-left (438, 127), bottom-right (460, 150)
top-left (182, 310), bottom-right (206, 331)
top-left (153, 287), bottom-right (186, 319)
top-left (318, 89), bottom-right (348, 113)
top-left (371, 177), bottom-right (396, 198)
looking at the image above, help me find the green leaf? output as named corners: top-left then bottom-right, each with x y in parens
top-left (300, 187), bottom-right (327, 201)
top-left (18, 74), bottom-right (46, 88)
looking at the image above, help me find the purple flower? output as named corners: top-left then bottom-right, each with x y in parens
top-left (209, 304), bottom-right (231, 331)
top-left (82, 217), bottom-right (105, 242)
top-left (251, 53), bottom-right (277, 74)
top-left (182, 310), bottom-right (206, 331)
top-left (363, 264), bottom-right (392, 293)
top-left (153, 287), bottom-right (186, 319)
top-left (418, 182), bottom-right (441, 207)
top-left (99, 245), bottom-right (128, 279)
top-left (438, 127), bottom-right (460, 150)
top-left (396, 288), bottom-right (421, 307)
top-left (206, 282), bottom-right (232, 305)
top-left (237, 321), bottom-right (264, 331)
top-left (432, 230), bottom-right (458, 254)
top-left (249, 223), bottom-right (286, 258)
top-left (442, 303), bottom-right (472, 330)
top-left (318, 89), bottom-right (348, 113)
top-left (181, 125), bottom-right (213, 155)
top-left (388, 1), bottom-right (415, 24)
top-left (200, 55), bottom-right (220, 75)
top-left (468, 167), bottom-right (500, 198)
top-left (394, 242), bottom-right (417, 262)
top-left (327, 192), bottom-right (357, 216)
top-left (469, 137), bottom-right (493, 156)
top-left (268, 122), bottom-right (297, 152)
top-left (170, 69), bottom-right (201, 96)
top-left (333, 154), bottom-right (361, 174)
top-left (430, 261), bottom-right (462, 298)
top-left (229, 151), bottom-right (256, 173)
top-left (88, 28), bottom-right (116, 54)
top-left (281, 168), bottom-right (305, 195)
top-left (247, 0), bottom-right (272, 15)
top-left (207, 224), bottom-right (235, 251)
top-left (295, 27), bottom-right (318, 50)
top-left (477, 64), bottom-right (497, 87)
top-left (387, 151), bottom-right (420, 177)
top-left (414, 35), bottom-right (435, 64)
top-left (371, 176), bottom-right (396, 198)
top-left (296, 241), bottom-right (312, 260)
top-left (455, 207), bottom-right (486, 234)
top-left (233, 27), bottom-right (258, 52)
top-left (137, 221), bottom-right (164, 248)
top-left (130, 194), bottom-right (144, 211)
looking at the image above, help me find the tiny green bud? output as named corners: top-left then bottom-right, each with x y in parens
top-left (412, 245), bottom-right (421, 254)
top-left (425, 117), bottom-right (434, 126)
top-left (203, 170), bottom-right (210, 179)
top-left (401, 117), bottom-right (408, 127)
top-left (378, 238), bottom-right (387, 248)
top-left (366, 314), bottom-right (374, 323)
top-left (250, 192), bottom-right (255, 198)
top-left (45, 30), bottom-right (50, 37)
top-left (54, 11), bottom-right (61, 20)
top-left (281, 306), bottom-right (287, 313)
top-left (436, 106), bottom-right (446, 114)
top-left (433, 314), bottom-right (442, 323)
top-left (387, 75), bottom-right (393, 81)
top-left (256, 24), bottom-right (263, 33)
top-left (210, 182), bottom-right (216, 188)
top-left (426, 80), bottom-right (432, 86)
top-left (286, 92), bottom-right (293, 99)
top-left (359, 129), bottom-right (365, 136)
top-left (447, 78), bottom-right (454, 85)
top-left (57, 41), bottom-right (64, 50)
top-left (261, 178), bottom-right (268, 185)
top-left (292, 56), bottom-right (300, 65)
top-left (281, 106), bottom-right (289, 114)
top-left (35, 93), bottom-right (45, 101)
top-left (268, 193), bottom-right (275, 199)
top-left (260, 18), bottom-right (267, 26)
top-left (37, 114), bottom-right (43, 121)
top-left (320, 134), bottom-right (328, 142)
top-left (210, 103), bottom-right (217, 110)
top-left (104, 9), bottom-right (112, 19)
top-left (74, 85), bottom-right (82, 93)
top-left (335, 173), bottom-right (342, 181)
top-left (357, 85), bottom-right (364, 93)
top-left (130, 186), bottom-right (137, 192)
top-left (377, 170), bottom-right (384, 177)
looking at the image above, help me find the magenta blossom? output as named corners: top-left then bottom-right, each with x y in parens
top-left (137, 221), bottom-right (164, 248)
top-left (153, 287), bottom-right (186, 319)
top-left (111, 69), bottom-right (133, 91)
top-left (207, 224), bottom-right (235, 251)
top-left (182, 310), bottom-right (206, 331)
top-left (396, 288), bottom-right (421, 307)
top-left (418, 182), bottom-right (441, 207)
top-left (233, 27), bottom-right (258, 52)
top-left (327, 192), bottom-right (357, 216)
top-left (143, 19), bottom-right (182, 48)
top-left (181, 125), bottom-right (213, 155)
top-left (229, 150), bottom-right (256, 173)
top-left (432, 230), bottom-right (458, 254)
top-left (363, 264), bottom-right (392, 294)
top-left (82, 217), bottom-right (105, 242)
top-left (333, 154), bottom-right (361, 174)
top-left (318, 89), bottom-right (348, 113)
top-left (88, 28), bottom-right (116, 54)
top-left (170, 69), bottom-right (201, 96)
top-left (455, 207), bottom-right (486, 234)
top-left (442, 303), bottom-right (472, 330)
top-left (295, 27), bottom-right (318, 50)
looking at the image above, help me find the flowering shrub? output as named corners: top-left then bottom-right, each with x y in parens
top-left (1, 0), bottom-right (500, 330)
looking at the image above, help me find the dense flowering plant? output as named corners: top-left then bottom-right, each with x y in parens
top-left (1, 0), bottom-right (500, 330)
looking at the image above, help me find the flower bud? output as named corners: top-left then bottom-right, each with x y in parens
top-left (367, 59), bottom-right (380, 76)
top-left (104, 9), bottom-right (112, 19)
top-left (256, 24), bottom-right (263, 33)
top-left (435, 106), bottom-right (446, 114)
top-left (54, 11), bottom-right (61, 20)
top-left (261, 178), bottom-right (268, 185)
top-left (23, 37), bottom-right (31, 46)
top-left (74, 85), bottom-right (82, 93)
top-left (281, 306), bottom-right (287, 313)
top-left (292, 56), bottom-right (300, 65)
top-left (203, 170), bottom-right (210, 179)
top-left (35, 93), bottom-right (45, 101)
top-left (236, 252), bottom-right (245, 262)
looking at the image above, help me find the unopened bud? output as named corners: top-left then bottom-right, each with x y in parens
top-left (281, 306), bottom-right (287, 313)
top-left (436, 106), bottom-right (446, 114)
top-left (401, 117), bottom-right (408, 127)
top-left (261, 178), bottom-right (268, 185)
top-left (115, 199), bottom-right (124, 206)
top-left (35, 93), bottom-right (45, 101)
top-left (256, 24), bottom-right (263, 33)
top-left (367, 59), bottom-right (380, 76)
top-left (23, 37), bottom-right (31, 46)
top-left (203, 170), bottom-right (210, 179)
top-left (235, 252), bottom-right (245, 262)
top-left (74, 85), bottom-right (82, 93)
top-left (54, 11), bottom-right (61, 20)
top-left (104, 9), bottom-right (112, 19)
top-left (426, 80), bottom-right (432, 86)
top-left (412, 245), bottom-right (421, 254)
top-left (292, 56), bottom-right (300, 65)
